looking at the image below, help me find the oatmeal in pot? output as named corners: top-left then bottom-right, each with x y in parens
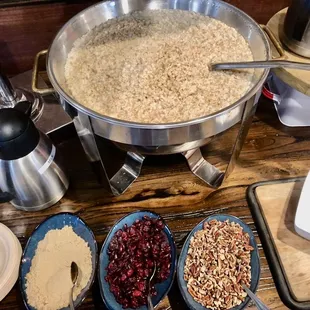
top-left (65, 9), bottom-right (253, 123)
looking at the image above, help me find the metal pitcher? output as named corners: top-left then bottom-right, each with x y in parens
top-left (281, 0), bottom-right (310, 58)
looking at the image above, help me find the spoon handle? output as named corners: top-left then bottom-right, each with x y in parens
top-left (69, 286), bottom-right (75, 310)
top-left (242, 285), bottom-right (270, 310)
top-left (211, 60), bottom-right (310, 71)
top-left (147, 294), bottom-right (154, 310)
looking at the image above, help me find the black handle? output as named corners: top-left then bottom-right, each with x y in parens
top-left (0, 191), bottom-right (14, 203)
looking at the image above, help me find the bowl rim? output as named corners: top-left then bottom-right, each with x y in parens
top-left (98, 209), bottom-right (177, 310)
top-left (177, 213), bottom-right (261, 310)
top-left (19, 212), bottom-right (98, 310)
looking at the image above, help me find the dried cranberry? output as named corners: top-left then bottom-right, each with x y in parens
top-left (133, 290), bottom-right (142, 297)
top-left (127, 269), bottom-right (134, 277)
top-left (106, 217), bottom-right (171, 309)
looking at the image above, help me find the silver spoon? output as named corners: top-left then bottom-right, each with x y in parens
top-left (211, 60), bottom-right (310, 71)
top-left (70, 262), bottom-right (79, 310)
top-left (147, 263), bottom-right (157, 310)
top-left (242, 284), bottom-right (270, 310)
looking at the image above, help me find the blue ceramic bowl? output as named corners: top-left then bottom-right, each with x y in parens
top-left (177, 214), bottom-right (260, 310)
top-left (20, 212), bottom-right (98, 310)
top-left (99, 210), bottom-right (177, 310)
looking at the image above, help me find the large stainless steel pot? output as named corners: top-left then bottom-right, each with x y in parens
top-left (34, 0), bottom-right (270, 147)
top-left (32, 0), bottom-right (272, 194)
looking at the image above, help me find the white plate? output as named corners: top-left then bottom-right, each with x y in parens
top-left (0, 223), bottom-right (22, 301)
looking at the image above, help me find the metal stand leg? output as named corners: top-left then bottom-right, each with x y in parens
top-left (61, 93), bottom-right (258, 194)
top-left (183, 94), bottom-right (258, 188)
top-left (71, 111), bottom-right (145, 195)
top-left (224, 95), bottom-right (257, 180)
top-left (183, 148), bottom-right (224, 188)
top-left (109, 152), bottom-right (145, 194)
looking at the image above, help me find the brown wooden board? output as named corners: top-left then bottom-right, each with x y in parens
top-left (247, 178), bottom-right (310, 310)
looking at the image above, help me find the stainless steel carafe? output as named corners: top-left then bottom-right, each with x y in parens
top-left (0, 108), bottom-right (69, 211)
top-left (281, 0), bottom-right (310, 58)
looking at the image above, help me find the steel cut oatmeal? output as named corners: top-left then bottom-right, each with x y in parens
top-left (65, 9), bottom-right (254, 123)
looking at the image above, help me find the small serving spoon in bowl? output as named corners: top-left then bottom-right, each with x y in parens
top-left (70, 262), bottom-right (79, 310)
top-left (242, 284), bottom-right (270, 310)
top-left (147, 263), bottom-right (157, 310)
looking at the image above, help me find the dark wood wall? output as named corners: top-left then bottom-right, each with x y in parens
top-left (0, 0), bottom-right (291, 76)
top-left (1, 0), bottom-right (63, 7)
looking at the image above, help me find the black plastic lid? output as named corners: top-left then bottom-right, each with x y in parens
top-left (0, 108), bottom-right (40, 160)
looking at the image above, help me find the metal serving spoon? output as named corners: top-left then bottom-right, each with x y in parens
top-left (70, 262), bottom-right (79, 310)
top-left (211, 60), bottom-right (310, 71)
top-left (242, 284), bottom-right (270, 310)
top-left (147, 263), bottom-right (157, 310)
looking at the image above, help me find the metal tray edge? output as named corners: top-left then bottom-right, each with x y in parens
top-left (246, 177), bottom-right (310, 310)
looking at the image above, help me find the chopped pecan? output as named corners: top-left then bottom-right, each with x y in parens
top-left (183, 219), bottom-right (254, 310)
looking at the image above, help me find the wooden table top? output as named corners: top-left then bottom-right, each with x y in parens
top-left (1, 96), bottom-right (309, 309)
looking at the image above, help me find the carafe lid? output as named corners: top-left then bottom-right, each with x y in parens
top-left (0, 108), bottom-right (40, 160)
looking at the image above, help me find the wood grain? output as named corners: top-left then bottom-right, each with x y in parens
top-left (0, 0), bottom-right (290, 76)
top-left (0, 96), bottom-right (309, 309)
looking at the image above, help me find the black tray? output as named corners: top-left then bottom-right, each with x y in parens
top-left (247, 177), bottom-right (310, 310)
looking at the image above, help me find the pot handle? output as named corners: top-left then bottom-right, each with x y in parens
top-left (260, 25), bottom-right (286, 60)
top-left (0, 191), bottom-right (14, 203)
top-left (32, 50), bottom-right (54, 95)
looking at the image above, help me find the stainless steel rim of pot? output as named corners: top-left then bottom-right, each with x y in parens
top-left (46, 0), bottom-right (271, 146)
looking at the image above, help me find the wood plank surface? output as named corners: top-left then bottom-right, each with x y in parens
top-left (1, 96), bottom-right (309, 309)
top-left (0, 0), bottom-right (290, 76)
top-left (256, 181), bottom-right (310, 302)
